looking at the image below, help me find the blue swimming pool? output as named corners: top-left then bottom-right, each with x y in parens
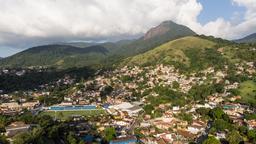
top-left (48, 105), bottom-right (97, 111)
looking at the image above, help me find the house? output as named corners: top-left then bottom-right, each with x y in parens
top-left (59, 101), bottom-right (73, 106)
top-left (140, 137), bottom-right (158, 144)
top-left (110, 136), bottom-right (137, 144)
top-left (177, 129), bottom-right (195, 140)
top-left (247, 120), bottom-right (256, 130)
top-left (216, 132), bottom-right (226, 139)
top-left (22, 101), bottom-right (39, 110)
top-left (5, 121), bottom-right (30, 137)
top-left (157, 133), bottom-right (178, 143)
top-left (187, 120), bottom-right (207, 134)
top-left (172, 106), bottom-right (180, 111)
top-left (156, 138), bottom-right (168, 144)
top-left (0, 102), bottom-right (20, 110)
top-left (140, 122), bottom-right (151, 127)
top-left (229, 96), bottom-right (242, 102)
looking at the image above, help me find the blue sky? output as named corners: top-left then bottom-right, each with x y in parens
top-left (0, 0), bottom-right (255, 57)
top-left (198, 0), bottom-right (246, 24)
top-left (0, 47), bottom-right (22, 58)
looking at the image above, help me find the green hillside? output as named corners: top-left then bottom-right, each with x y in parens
top-left (123, 35), bottom-right (256, 73)
top-left (238, 80), bottom-right (256, 105)
top-left (122, 36), bottom-right (215, 67)
top-left (0, 45), bottom-right (112, 69)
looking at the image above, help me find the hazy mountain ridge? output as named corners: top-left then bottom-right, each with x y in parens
top-left (235, 33), bottom-right (256, 43)
top-left (0, 21), bottom-right (197, 68)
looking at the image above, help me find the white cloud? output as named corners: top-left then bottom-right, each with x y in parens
top-left (0, 0), bottom-right (256, 55)
top-left (194, 0), bottom-right (256, 39)
top-left (0, 0), bottom-right (202, 49)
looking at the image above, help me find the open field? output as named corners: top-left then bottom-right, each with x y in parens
top-left (239, 80), bottom-right (256, 105)
top-left (40, 109), bottom-right (106, 120)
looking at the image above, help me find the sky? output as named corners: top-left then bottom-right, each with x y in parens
top-left (0, 0), bottom-right (256, 57)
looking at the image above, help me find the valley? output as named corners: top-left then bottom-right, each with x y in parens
top-left (0, 23), bottom-right (256, 143)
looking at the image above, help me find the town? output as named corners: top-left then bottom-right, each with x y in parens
top-left (0, 61), bottom-right (255, 144)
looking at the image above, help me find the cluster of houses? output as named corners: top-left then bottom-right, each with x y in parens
top-left (0, 67), bottom-right (49, 77)
top-left (0, 62), bottom-right (255, 143)
top-left (0, 101), bottom-right (40, 115)
top-left (135, 105), bottom-right (208, 144)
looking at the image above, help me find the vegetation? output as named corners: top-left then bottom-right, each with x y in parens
top-left (189, 83), bottom-right (224, 101)
top-left (238, 80), bottom-right (256, 105)
top-left (104, 127), bottom-right (116, 142)
top-left (202, 136), bottom-right (221, 144)
top-left (0, 67), bottom-right (94, 93)
top-left (122, 36), bottom-right (216, 69)
top-left (226, 130), bottom-right (243, 144)
top-left (177, 113), bottom-right (193, 124)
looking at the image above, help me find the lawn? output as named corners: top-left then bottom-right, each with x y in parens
top-left (238, 80), bottom-right (256, 105)
top-left (40, 109), bottom-right (106, 120)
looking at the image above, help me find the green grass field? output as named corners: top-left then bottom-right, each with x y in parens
top-left (41, 109), bottom-right (106, 120)
top-left (238, 80), bottom-right (256, 105)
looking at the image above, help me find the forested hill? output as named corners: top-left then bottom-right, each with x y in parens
top-left (0, 45), bottom-right (112, 69)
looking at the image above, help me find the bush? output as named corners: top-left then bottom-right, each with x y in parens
top-left (203, 136), bottom-right (221, 144)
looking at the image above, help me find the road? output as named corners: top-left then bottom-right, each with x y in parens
top-left (127, 111), bottom-right (144, 135)
top-left (195, 121), bottom-right (213, 144)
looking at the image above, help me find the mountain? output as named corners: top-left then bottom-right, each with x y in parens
top-left (0, 45), bottom-right (112, 69)
top-left (117, 21), bottom-right (196, 56)
top-left (0, 21), bottom-right (196, 69)
top-left (235, 33), bottom-right (256, 43)
top-left (144, 21), bottom-right (196, 40)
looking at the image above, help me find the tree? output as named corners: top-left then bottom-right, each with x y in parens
top-left (172, 81), bottom-right (180, 89)
top-left (47, 125), bottom-right (61, 139)
top-left (214, 83), bottom-right (225, 93)
top-left (209, 107), bottom-right (225, 120)
top-left (100, 85), bottom-right (113, 97)
top-left (13, 132), bottom-right (32, 144)
top-left (0, 135), bottom-right (9, 144)
top-left (143, 105), bottom-right (154, 115)
top-left (67, 132), bottom-right (78, 144)
top-left (238, 126), bottom-right (248, 135)
top-left (104, 127), bottom-right (116, 142)
top-left (37, 115), bottom-right (54, 129)
top-left (196, 107), bottom-right (210, 117)
top-left (203, 136), bottom-right (220, 144)
top-left (212, 119), bottom-right (232, 131)
top-left (178, 113), bottom-right (193, 124)
top-left (247, 130), bottom-right (256, 142)
top-left (19, 111), bottom-right (34, 124)
top-left (227, 130), bottom-right (243, 144)
top-left (30, 128), bottom-right (44, 144)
